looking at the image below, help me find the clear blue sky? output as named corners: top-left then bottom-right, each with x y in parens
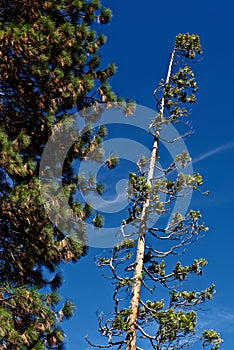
top-left (60, 1), bottom-right (234, 349)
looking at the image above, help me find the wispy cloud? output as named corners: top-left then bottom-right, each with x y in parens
top-left (197, 307), bottom-right (234, 333)
top-left (193, 142), bottom-right (234, 164)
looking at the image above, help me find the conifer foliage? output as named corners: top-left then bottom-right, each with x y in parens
top-left (88, 34), bottom-right (223, 350)
top-left (0, 1), bottom-right (121, 348)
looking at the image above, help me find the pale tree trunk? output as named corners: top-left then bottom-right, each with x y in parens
top-left (125, 48), bottom-right (176, 350)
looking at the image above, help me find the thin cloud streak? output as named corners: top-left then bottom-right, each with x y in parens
top-left (197, 307), bottom-right (234, 333)
top-left (192, 142), bottom-right (234, 164)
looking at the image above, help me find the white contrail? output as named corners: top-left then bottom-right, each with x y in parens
top-left (193, 142), bottom-right (234, 164)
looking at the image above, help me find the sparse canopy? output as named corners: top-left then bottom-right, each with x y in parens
top-left (87, 34), bottom-right (223, 350)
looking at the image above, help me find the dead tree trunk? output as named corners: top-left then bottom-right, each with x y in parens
top-left (125, 48), bottom-right (176, 350)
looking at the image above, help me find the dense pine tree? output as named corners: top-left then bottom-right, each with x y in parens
top-left (0, 1), bottom-right (134, 348)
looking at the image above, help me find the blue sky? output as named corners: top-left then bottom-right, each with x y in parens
top-left (60, 1), bottom-right (234, 349)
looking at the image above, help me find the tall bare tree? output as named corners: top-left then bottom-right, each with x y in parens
top-left (88, 33), bottom-right (223, 350)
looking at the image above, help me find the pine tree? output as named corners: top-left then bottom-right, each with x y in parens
top-left (87, 34), bottom-right (223, 350)
top-left (0, 1), bottom-right (135, 348)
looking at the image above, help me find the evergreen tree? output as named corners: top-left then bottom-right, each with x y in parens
top-left (87, 34), bottom-right (223, 350)
top-left (0, 1), bottom-right (135, 348)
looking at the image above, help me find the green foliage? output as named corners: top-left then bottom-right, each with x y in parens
top-left (148, 260), bottom-right (166, 277)
top-left (96, 183), bottom-right (106, 195)
top-left (175, 150), bottom-right (191, 168)
top-left (202, 330), bottom-right (224, 350)
top-left (112, 309), bottom-right (132, 331)
top-left (124, 173), bottom-right (150, 222)
top-left (170, 284), bottom-right (215, 306)
top-left (152, 33), bottom-right (202, 127)
top-left (0, 0), bottom-right (119, 348)
top-left (145, 300), bottom-right (165, 311)
top-left (0, 285), bottom-right (64, 349)
top-left (59, 300), bottom-right (75, 322)
top-left (175, 33), bottom-right (202, 57)
top-left (128, 173), bottom-right (149, 198)
top-left (118, 277), bottom-right (132, 287)
top-left (114, 239), bottom-right (135, 252)
top-left (116, 97), bottom-right (136, 116)
top-left (105, 153), bottom-right (119, 169)
top-left (92, 214), bottom-right (104, 228)
top-left (173, 259), bottom-right (208, 281)
top-left (156, 309), bottom-right (196, 341)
